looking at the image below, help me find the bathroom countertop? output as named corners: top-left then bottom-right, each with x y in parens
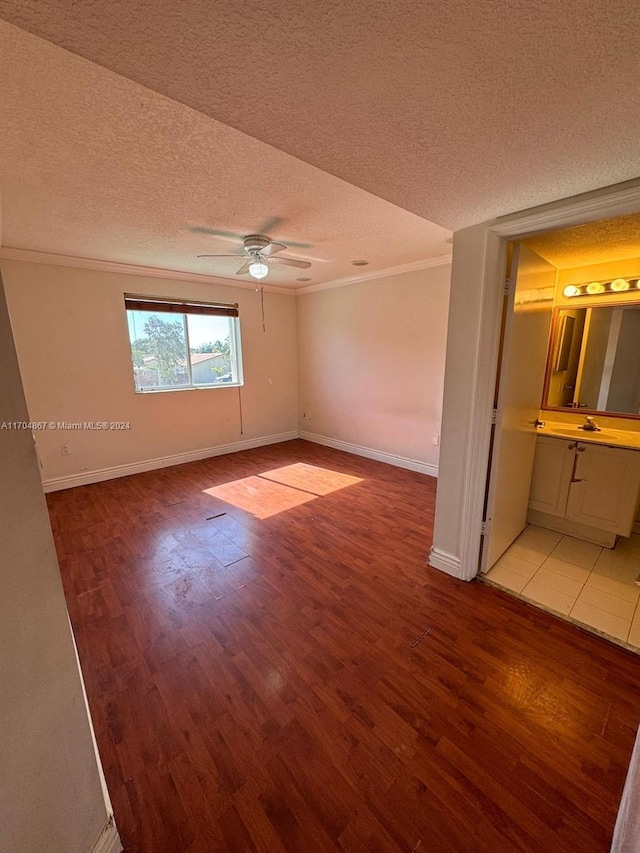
top-left (538, 423), bottom-right (640, 450)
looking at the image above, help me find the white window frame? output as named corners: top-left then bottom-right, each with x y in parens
top-left (124, 294), bottom-right (244, 394)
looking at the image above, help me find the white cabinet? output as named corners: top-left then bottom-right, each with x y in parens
top-left (567, 443), bottom-right (640, 535)
top-left (529, 437), bottom-right (575, 516)
top-left (529, 437), bottom-right (640, 538)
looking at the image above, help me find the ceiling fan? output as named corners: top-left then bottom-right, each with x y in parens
top-left (198, 234), bottom-right (311, 280)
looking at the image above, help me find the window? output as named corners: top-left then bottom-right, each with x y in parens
top-left (125, 295), bottom-right (243, 393)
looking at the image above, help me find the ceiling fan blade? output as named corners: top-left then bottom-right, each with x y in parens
top-left (236, 261), bottom-right (252, 276)
top-left (188, 227), bottom-right (238, 237)
top-left (258, 215), bottom-right (285, 234)
top-left (260, 241), bottom-right (287, 257)
top-left (269, 256), bottom-right (312, 269)
top-left (197, 254), bottom-right (242, 258)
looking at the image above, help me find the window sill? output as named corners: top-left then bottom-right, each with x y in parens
top-left (134, 383), bottom-right (243, 394)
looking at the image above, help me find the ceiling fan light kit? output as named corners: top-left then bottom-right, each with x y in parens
top-left (197, 234), bottom-right (312, 280)
top-left (248, 260), bottom-right (268, 280)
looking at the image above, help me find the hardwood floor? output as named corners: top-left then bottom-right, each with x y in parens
top-left (48, 440), bottom-right (640, 852)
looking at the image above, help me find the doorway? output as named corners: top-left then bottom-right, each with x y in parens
top-left (428, 180), bottom-right (640, 585)
top-left (479, 209), bottom-right (640, 650)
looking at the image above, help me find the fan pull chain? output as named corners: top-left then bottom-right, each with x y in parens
top-left (261, 285), bottom-right (266, 333)
top-left (237, 386), bottom-right (244, 435)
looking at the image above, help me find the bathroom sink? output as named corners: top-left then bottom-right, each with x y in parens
top-left (548, 427), bottom-right (619, 441)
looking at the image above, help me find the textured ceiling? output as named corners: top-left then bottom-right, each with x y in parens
top-left (1, 1), bottom-right (640, 230)
top-left (0, 22), bottom-right (450, 290)
top-left (525, 211), bottom-right (640, 268)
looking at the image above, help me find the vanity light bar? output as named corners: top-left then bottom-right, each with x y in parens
top-left (563, 278), bottom-right (640, 298)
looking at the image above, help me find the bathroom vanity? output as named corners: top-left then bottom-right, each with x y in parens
top-left (528, 426), bottom-right (640, 547)
top-left (528, 296), bottom-right (640, 548)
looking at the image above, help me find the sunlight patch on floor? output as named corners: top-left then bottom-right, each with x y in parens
top-left (203, 463), bottom-right (363, 519)
top-left (258, 463), bottom-right (363, 495)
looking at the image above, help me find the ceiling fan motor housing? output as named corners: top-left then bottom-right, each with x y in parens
top-left (243, 234), bottom-right (270, 254)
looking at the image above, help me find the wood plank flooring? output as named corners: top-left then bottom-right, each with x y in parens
top-left (47, 440), bottom-right (640, 852)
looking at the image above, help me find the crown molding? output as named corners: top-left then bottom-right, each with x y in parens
top-left (0, 246), bottom-right (453, 297)
top-left (0, 247), bottom-right (298, 295)
top-left (294, 254), bottom-right (452, 295)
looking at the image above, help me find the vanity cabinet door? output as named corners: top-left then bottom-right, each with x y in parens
top-left (528, 436), bottom-right (574, 517)
top-left (566, 444), bottom-right (640, 536)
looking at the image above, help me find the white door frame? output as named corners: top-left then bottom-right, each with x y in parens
top-left (430, 179), bottom-right (640, 582)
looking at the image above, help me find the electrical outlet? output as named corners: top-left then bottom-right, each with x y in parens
top-left (60, 443), bottom-right (70, 456)
top-left (432, 435), bottom-right (440, 446)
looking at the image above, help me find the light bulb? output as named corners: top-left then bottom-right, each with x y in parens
top-left (586, 281), bottom-right (604, 294)
top-left (563, 285), bottom-right (580, 298)
top-left (248, 260), bottom-right (268, 280)
top-left (610, 278), bottom-right (629, 292)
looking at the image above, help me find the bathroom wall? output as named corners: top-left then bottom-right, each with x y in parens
top-left (545, 256), bottom-right (640, 530)
top-left (542, 255), bottom-right (640, 434)
top-left (555, 257), bottom-right (640, 308)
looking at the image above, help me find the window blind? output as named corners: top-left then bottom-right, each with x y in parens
top-left (124, 295), bottom-right (239, 318)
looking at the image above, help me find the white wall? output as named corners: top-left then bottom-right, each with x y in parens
top-left (296, 264), bottom-right (451, 473)
top-left (0, 269), bottom-right (111, 853)
top-left (430, 225), bottom-right (504, 578)
top-left (1, 260), bottom-right (298, 487)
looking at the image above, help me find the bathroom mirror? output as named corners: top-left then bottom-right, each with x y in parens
top-left (542, 303), bottom-right (640, 417)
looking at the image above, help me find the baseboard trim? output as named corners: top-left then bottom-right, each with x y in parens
top-left (428, 546), bottom-right (464, 578)
top-left (298, 431), bottom-right (438, 477)
top-left (92, 818), bottom-right (122, 853)
top-left (42, 431), bottom-right (299, 492)
top-left (43, 429), bottom-right (440, 492)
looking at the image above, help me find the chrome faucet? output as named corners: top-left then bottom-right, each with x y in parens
top-left (580, 416), bottom-right (600, 432)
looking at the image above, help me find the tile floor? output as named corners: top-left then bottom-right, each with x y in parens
top-left (484, 525), bottom-right (640, 649)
